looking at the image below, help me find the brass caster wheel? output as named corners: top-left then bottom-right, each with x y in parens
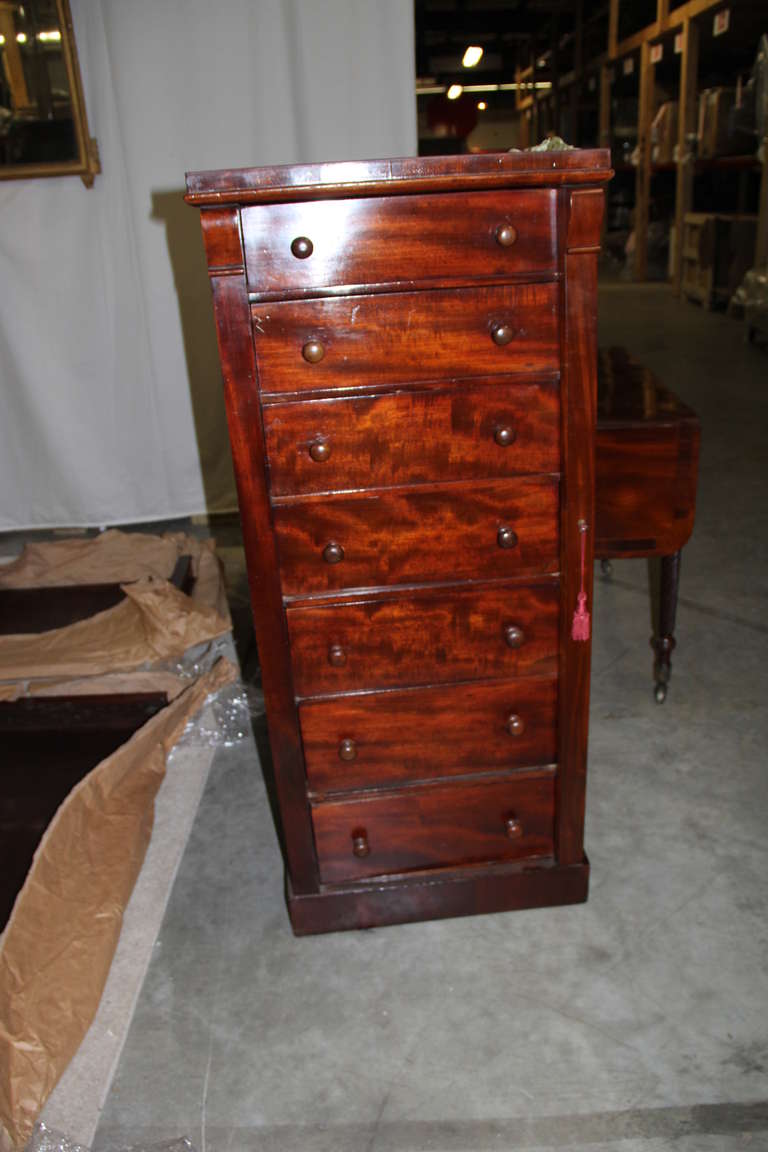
top-left (654, 682), bottom-right (667, 704)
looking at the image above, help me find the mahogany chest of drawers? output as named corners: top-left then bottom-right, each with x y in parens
top-left (186, 150), bottom-right (612, 934)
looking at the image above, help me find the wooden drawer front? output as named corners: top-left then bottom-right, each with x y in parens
top-left (242, 190), bottom-right (557, 296)
top-left (300, 678), bottom-right (557, 793)
top-left (312, 772), bottom-right (555, 884)
top-left (287, 582), bottom-right (559, 697)
top-left (274, 477), bottom-right (559, 595)
top-left (264, 380), bottom-right (560, 497)
top-left (252, 284), bottom-right (559, 396)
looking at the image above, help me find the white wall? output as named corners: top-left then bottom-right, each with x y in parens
top-left (0, 0), bottom-right (417, 529)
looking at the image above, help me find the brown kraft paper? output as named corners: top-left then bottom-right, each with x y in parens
top-left (0, 657), bottom-right (239, 1151)
top-left (0, 530), bottom-right (229, 622)
top-left (0, 578), bottom-right (230, 685)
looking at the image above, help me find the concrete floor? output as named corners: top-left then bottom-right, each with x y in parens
top-left (92, 283), bottom-right (768, 1152)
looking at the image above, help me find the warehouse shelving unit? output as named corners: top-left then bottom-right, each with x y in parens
top-left (513, 0), bottom-right (767, 288)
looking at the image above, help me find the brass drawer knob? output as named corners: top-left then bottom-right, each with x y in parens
top-left (491, 323), bottom-right (514, 347)
top-left (322, 541), bottom-right (344, 564)
top-left (506, 713), bottom-right (525, 737)
top-left (495, 223), bottom-right (518, 248)
top-left (352, 828), bottom-right (370, 857)
top-left (504, 624), bottom-right (525, 649)
top-left (328, 643), bottom-right (347, 667)
top-left (494, 425), bottom-right (516, 447)
top-left (302, 339), bottom-right (325, 363)
top-left (291, 235), bottom-right (314, 259)
top-left (309, 438), bottom-right (331, 462)
top-left (497, 526), bottom-right (518, 550)
top-left (505, 815), bottom-right (523, 839)
top-left (339, 738), bottom-right (357, 761)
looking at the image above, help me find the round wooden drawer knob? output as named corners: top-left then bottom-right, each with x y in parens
top-left (309, 439), bottom-right (331, 462)
top-left (504, 624), bottom-right (525, 649)
top-left (291, 235), bottom-right (314, 259)
top-left (505, 815), bottom-right (523, 839)
top-left (322, 541), bottom-right (344, 564)
top-left (506, 713), bottom-right (525, 737)
top-left (328, 643), bottom-right (347, 667)
top-left (495, 223), bottom-right (518, 248)
top-left (497, 526), bottom-right (518, 550)
top-left (302, 339), bottom-right (325, 363)
top-left (339, 738), bottom-right (357, 761)
top-left (494, 425), bottom-right (516, 447)
top-left (491, 323), bottom-right (514, 346)
top-left (352, 828), bottom-right (370, 857)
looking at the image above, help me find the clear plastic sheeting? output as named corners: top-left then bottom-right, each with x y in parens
top-left (147, 637), bottom-right (264, 747)
top-left (27, 1123), bottom-right (197, 1152)
top-left (176, 677), bottom-right (264, 749)
top-left (146, 636), bottom-right (234, 682)
top-left (729, 267), bottom-right (768, 341)
top-left (25, 1124), bottom-right (87, 1152)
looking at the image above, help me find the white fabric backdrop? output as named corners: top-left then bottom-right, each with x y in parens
top-left (0, 0), bottom-right (416, 529)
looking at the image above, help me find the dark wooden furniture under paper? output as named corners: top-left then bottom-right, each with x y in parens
top-left (186, 150), bottom-right (612, 934)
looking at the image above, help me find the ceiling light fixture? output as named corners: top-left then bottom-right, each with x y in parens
top-left (462, 45), bottom-right (483, 68)
top-left (447, 84), bottom-right (463, 100)
top-left (37, 30), bottom-right (62, 42)
top-left (415, 81), bottom-right (553, 97)
top-left (16, 31), bottom-right (27, 43)
top-left (477, 101), bottom-right (487, 110)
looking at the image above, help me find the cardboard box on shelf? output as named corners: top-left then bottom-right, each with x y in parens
top-left (652, 101), bottom-right (678, 164)
top-left (682, 212), bottom-right (758, 308)
top-left (697, 87), bottom-right (756, 158)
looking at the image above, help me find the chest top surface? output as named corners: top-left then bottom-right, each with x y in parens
top-left (185, 148), bottom-right (612, 205)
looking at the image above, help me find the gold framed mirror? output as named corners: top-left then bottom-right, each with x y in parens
top-left (0, 0), bottom-right (99, 185)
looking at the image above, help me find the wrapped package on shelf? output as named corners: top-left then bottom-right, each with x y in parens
top-left (651, 101), bottom-right (678, 164)
top-left (697, 86), bottom-right (756, 158)
top-left (729, 267), bottom-right (768, 342)
top-left (682, 213), bottom-right (759, 309)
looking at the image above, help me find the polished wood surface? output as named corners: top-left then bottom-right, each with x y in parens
top-left (554, 188), bottom-right (602, 866)
top-left (286, 580), bottom-right (559, 697)
top-left (311, 770), bottom-right (555, 884)
top-left (186, 148), bottom-right (612, 205)
top-left (300, 678), bottom-right (558, 793)
top-left (207, 272), bottom-right (318, 891)
top-left (187, 150), bottom-right (611, 933)
top-left (595, 346), bottom-right (700, 557)
top-left (242, 190), bottom-right (557, 297)
top-left (252, 284), bottom-right (560, 396)
top-left (594, 346), bottom-right (701, 702)
top-left (273, 477), bottom-right (560, 596)
top-left (287, 857), bottom-right (589, 934)
top-left (263, 379), bottom-right (561, 496)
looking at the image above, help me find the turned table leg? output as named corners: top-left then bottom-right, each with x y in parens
top-left (651, 551), bottom-right (681, 703)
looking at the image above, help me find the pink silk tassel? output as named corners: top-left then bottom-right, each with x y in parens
top-left (571, 519), bottom-right (590, 642)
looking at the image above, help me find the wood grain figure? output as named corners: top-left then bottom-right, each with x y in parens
top-left (186, 149), bottom-right (611, 933)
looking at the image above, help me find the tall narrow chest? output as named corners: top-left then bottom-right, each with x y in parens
top-left (186, 150), bottom-right (611, 934)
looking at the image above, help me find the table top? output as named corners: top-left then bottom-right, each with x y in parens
top-left (597, 347), bottom-right (700, 429)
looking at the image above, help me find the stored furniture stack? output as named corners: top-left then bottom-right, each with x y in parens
top-left (186, 149), bottom-right (611, 934)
